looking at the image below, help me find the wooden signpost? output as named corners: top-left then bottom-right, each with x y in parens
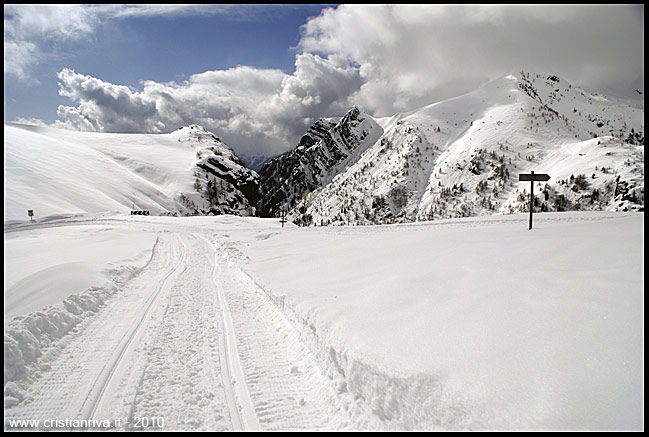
top-left (27, 210), bottom-right (34, 222)
top-left (519, 171), bottom-right (550, 230)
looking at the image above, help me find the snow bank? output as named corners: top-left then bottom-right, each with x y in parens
top-left (4, 222), bottom-right (158, 403)
top-left (5, 223), bottom-right (157, 319)
top-left (228, 212), bottom-right (643, 430)
top-left (4, 264), bottom-right (144, 399)
top-left (231, 269), bottom-right (483, 430)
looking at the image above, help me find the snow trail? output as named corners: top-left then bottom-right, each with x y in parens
top-left (117, 231), bottom-right (235, 431)
top-left (4, 231), bottom-right (187, 429)
top-left (80, 233), bottom-right (188, 424)
top-left (203, 235), bottom-right (259, 430)
top-left (5, 212), bottom-right (643, 430)
top-left (213, 243), bottom-right (370, 430)
top-left (4, 219), bottom-right (358, 431)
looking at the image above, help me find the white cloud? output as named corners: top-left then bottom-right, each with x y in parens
top-left (55, 105), bottom-right (101, 132)
top-left (54, 54), bottom-right (364, 156)
top-left (56, 68), bottom-right (158, 132)
top-left (9, 116), bottom-right (48, 127)
top-left (4, 5), bottom-right (99, 81)
top-left (4, 39), bottom-right (39, 81)
top-left (4, 4), bottom-right (98, 41)
top-left (298, 4), bottom-right (645, 115)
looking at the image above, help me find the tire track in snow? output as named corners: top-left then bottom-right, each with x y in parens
top-left (124, 232), bottom-right (251, 431)
top-left (202, 235), bottom-right (260, 431)
top-left (212, 240), bottom-right (366, 430)
top-left (3, 232), bottom-right (187, 430)
top-left (79, 233), bottom-right (189, 424)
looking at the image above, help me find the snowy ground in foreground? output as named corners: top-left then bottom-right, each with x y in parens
top-left (3, 211), bottom-right (644, 431)
top-left (4, 222), bottom-right (156, 320)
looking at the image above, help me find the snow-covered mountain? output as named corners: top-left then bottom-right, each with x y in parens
top-left (257, 106), bottom-right (384, 218)
top-left (293, 71), bottom-right (643, 225)
top-left (4, 123), bottom-right (258, 221)
top-left (182, 125), bottom-right (259, 217)
top-left (4, 70), bottom-right (643, 225)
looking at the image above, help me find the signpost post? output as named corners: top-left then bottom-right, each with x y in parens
top-left (279, 209), bottom-right (287, 228)
top-left (27, 210), bottom-right (34, 222)
top-left (303, 174), bottom-right (307, 228)
top-left (519, 171), bottom-right (550, 230)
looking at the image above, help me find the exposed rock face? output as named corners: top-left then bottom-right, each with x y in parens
top-left (177, 125), bottom-right (260, 216)
top-left (257, 106), bottom-right (383, 218)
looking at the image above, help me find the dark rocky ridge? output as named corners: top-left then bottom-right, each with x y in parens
top-left (257, 106), bottom-right (382, 217)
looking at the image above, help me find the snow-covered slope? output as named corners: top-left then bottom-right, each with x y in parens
top-left (4, 71), bottom-right (643, 225)
top-left (4, 212), bottom-right (643, 430)
top-left (257, 106), bottom-right (384, 218)
top-left (3, 123), bottom-right (258, 221)
top-left (302, 72), bottom-right (643, 225)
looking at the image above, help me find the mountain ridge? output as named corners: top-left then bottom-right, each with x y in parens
top-left (282, 71), bottom-right (643, 225)
top-left (257, 105), bottom-right (384, 218)
top-left (4, 70), bottom-right (644, 223)
top-left (3, 123), bottom-right (259, 221)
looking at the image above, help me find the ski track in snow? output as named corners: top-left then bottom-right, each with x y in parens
top-left (4, 231), bottom-right (189, 429)
top-left (4, 219), bottom-right (364, 431)
top-left (211, 240), bottom-right (371, 431)
top-left (4, 212), bottom-right (642, 431)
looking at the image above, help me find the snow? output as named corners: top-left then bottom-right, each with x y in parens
top-left (230, 212), bottom-right (644, 430)
top-left (3, 123), bottom-right (197, 220)
top-left (4, 223), bottom-right (157, 320)
top-left (2, 71), bottom-right (643, 431)
top-left (3, 212), bottom-right (644, 430)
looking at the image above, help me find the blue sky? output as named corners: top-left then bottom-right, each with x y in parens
top-left (59, 5), bottom-right (326, 81)
top-left (4, 4), bottom-right (329, 126)
top-left (4, 4), bottom-right (644, 157)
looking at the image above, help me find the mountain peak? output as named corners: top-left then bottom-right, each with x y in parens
top-left (173, 124), bottom-right (223, 143)
top-left (177, 123), bottom-right (207, 132)
top-left (301, 70), bottom-right (644, 225)
top-left (257, 105), bottom-right (384, 218)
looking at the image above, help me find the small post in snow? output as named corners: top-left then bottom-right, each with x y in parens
top-left (27, 209), bottom-right (34, 222)
top-left (519, 171), bottom-right (550, 230)
top-left (279, 208), bottom-right (287, 228)
top-left (303, 173), bottom-right (307, 228)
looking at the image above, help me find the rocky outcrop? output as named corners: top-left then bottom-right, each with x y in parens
top-left (257, 106), bottom-right (383, 217)
top-left (177, 125), bottom-right (260, 216)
